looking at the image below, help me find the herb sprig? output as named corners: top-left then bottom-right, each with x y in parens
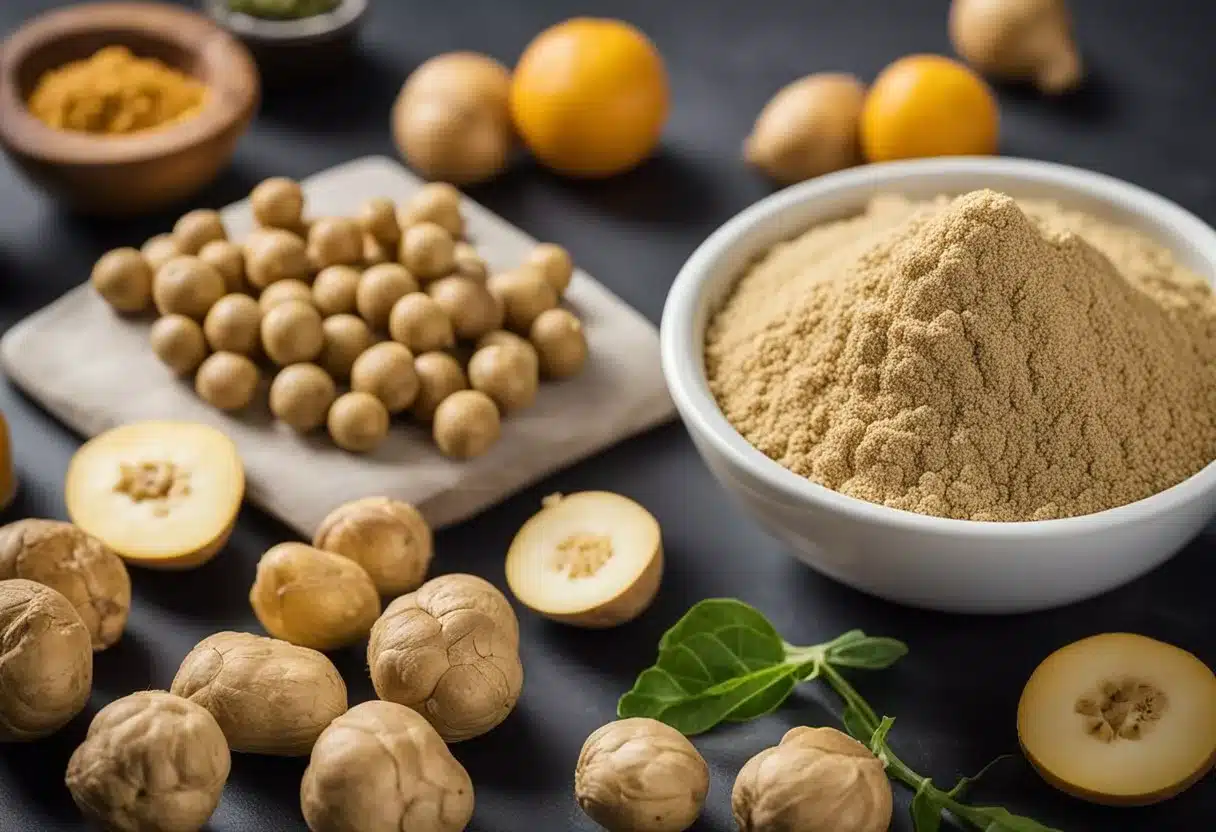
top-left (618, 599), bottom-right (1060, 832)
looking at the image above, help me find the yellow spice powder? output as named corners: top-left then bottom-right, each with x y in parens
top-left (28, 45), bottom-right (207, 135)
top-left (705, 189), bottom-right (1216, 521)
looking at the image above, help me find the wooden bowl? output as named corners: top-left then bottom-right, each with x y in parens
top-left (0, 2), bottom-right (260, 217)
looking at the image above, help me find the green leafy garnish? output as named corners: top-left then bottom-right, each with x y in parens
top-left (618, 599), bottom-right (1060, 832)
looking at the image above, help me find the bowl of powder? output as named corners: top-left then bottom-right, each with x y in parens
top-left (662, 156), bottom-right (1216, 613)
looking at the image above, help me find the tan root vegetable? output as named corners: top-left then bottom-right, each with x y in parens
top-left (251, 177), bottom-right (305, 229)
top-left (154, 256), bottom-right (226, 320)
top-left (358, 197), bottom-right (402, 248)
top-left (487, 266), bottom-right (558, 332)
top-left (367, 573), bottom-right (523, 741)
top-left (313, 497), bottom-right (434, 597)
top-left (173, 209), bottom-right (227, 255)
top-left (399, 182), bottom-right (464, 238)
top-left (198, 240), bottom-right (246, 294)
top-left (204, 293), bottom-right (262, 355)
top-left (250, 543), bottom-right (381, 651)
top-left (328, 392), bottom-right (390, 453)
top-left (245, 229), bottom-right (310, 290)
top-left (309, 216), bottom-right (364, 269)
top-left (258, 278), bottom-right (314, 312)
top-left (318, 314), bottom-right (374, 381)
top-left (427, 276), bottom-right (503, 340)
top-left (0, 579), bottom-right (92, 741)
top-left (526, 243), bottom-right (574, 295)
top-left (392, 52), bottom-right (515, 185)
top-left (468, 343), bottom-right (538, 413)
top-left (301, 701), bottom-right (475, 832)
top-left (410, 351), bottom-right (468, 421)
top-left (261, 299), bottom-right (324, 366)
top-left (452, 241), bottom-right (487, 282)
top-left (171, 630), bottom-right (347, 755)
top-left (270, 363), bottom-right (337, 432)
top-left (576, 717), bottom-right (709, 832)
top-left (732, 726), bottom-right (894, 832)
top-left (0, 519), bottom-right (130, 651)
top-left (196, 351), bottom-right (260, 411)
top-left (92, 247), bottom-right (153, 314)
top-left (400, 221), bottom-right (456, 280)
top-left (530, 308), bottom-right (588, 379)
top-left (744, 73), bottom-right (867, 184)
top-left (432, 389), bottom-right (501, 459)
top-left (949, 0), bottom-right (1083, 94)
top-left (389, 292), bottom-right (456, 353)
top-left (142, 234), bottom-right (182, 273)
top-left (351, 342), bottom-right (419, 414)
top-left (65, 691), bottom-right (230, 832)
top-left (420, 573), bottom-right (518, 648)
top-left (65, 421), bottom-right (245, 570)
top-left (505, 491), bottom-right (662, 627)
top-left (357, 263), bottom-right (419, 331)
top-left (313, 265), bottom-right (362, 316)
top-left (150, 314), bottom-right (208, 376)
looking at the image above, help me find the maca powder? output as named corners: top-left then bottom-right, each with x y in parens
top-left (704, 189), bottom-right (1216, 521)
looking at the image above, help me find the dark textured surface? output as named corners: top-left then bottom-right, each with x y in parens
top-left (1, 1), bottom-right (1214, 830)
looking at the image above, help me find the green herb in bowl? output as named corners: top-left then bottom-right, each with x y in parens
top-left (226, 0), bottom-right (340, 20)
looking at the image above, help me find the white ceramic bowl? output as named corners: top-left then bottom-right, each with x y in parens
top-left (662, 157), bottom-right (1216, 614)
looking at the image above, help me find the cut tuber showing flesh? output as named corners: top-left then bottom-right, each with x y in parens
top-left (1018, 632), bottom-right (1216, 806)
top-left (65, 421), bottom-right (244, 570)
top-left (505, 492), bottom-right (662, 628)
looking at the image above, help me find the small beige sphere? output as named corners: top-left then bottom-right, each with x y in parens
top-left (363, 234), bottom-right (391, 266)
top-left (246, 229), bottom-right (310, 290)
top-left (399, 221), bottom-right (456, 281)
top-left (468, 344), bottom-right (538, 413)
top-left (389, 292), bottom-right (455, 353)
top-left (251, 177), bottom-right (305, 229)
top-left (433, 390), bottom-right (500, 459)
top-left (204, 293), bottom-right (262, 355)
top-left (153, 256), bottom-right (226, 320)
top-left (328, 392), bottom-right (390, 453)
top-left (259, 278), bottom-right (314, 312)
top-left (351, 342), bottom-right (419, 414)
top-left (309, 217), bottom-right (364, 269)
top-left (357, 263), bottom-right (419, 331)
top-left (261, 300), bottom-right (324, 366)
top-left (319, 314), bottom-right (374, 381)
top-left (195, 352), bottom-right (260, 411)
top-left (198, 240), bottom-right (246, 293)
top-left (358, 197), bottom-right (402, 247)
top-left (270, 364), bottom-right (338, 432)
top-left (141, 234), bottom-right (182, 273)
top-left (527, 243), bottom-right (574, 295)
top-left (173, 209), bottom-right (226, 255)
top-left (427, 276), bottom-right (503, 341)
top-left (150, 315), bottom-right (208, 376)
top-left (313, 265), bottom-right (361, 316)
top-left (398, 182), bottom-right (464, 238)
top-left (530, 308), bottom-right (588, 379)
top-left (452, 241), bottom-right (487, 282)
top-left (410, 352), bottom-right (468, 422)
top-left (91, 248), bottom-right (152, 314)
top-left (487, 266), bottom-right (558, 333)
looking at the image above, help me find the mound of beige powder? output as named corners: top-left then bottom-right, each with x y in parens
top-left (705, 189), bottom-right (1216, 521)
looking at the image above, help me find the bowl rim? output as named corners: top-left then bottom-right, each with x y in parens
top-left (0, 1), bottom-right (260, 167)
top-left (661, 155), bottom-right (1216, 538)
top-left (202, 0), bottom-right (368, 42)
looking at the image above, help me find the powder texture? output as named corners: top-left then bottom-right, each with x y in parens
top-left (705, 189), bottom-right (1216, 521)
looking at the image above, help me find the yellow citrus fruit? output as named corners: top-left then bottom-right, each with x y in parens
top-left (510, 17), bottom-right (669, 178)
top-left (860, 54), bottom-right (999, 163)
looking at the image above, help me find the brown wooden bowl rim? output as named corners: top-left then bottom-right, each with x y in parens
top-left (0, 1), bottom-right (260, 167)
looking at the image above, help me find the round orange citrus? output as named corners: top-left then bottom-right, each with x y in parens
top-left (510, 17), bottom-right (669, 178)
top-left (860, 54), bottom-right (999, 163)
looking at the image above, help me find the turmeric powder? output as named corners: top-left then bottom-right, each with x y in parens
top-left (27, 46), bottom-right (207, 135)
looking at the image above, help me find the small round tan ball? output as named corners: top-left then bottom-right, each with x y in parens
top-left (530, 308), bottom-right (588, 379)
top-left (357, 263), bottom-right (419, 331)
top-left (398, 182), bottom-right (464, 238)
top-left (433, 390), bottom-right (501, 458)
top-left (363, 234), bottom-right (391, 266)
top-left (154, 256), bottom-right (226, 320)
top-left (270, 364), bottom-right (337, 433)
top-left (198, 240), bottom-right (246, 293)
top-left (91, 248), bottom-right (152, 314)
top-left (328, 392), bottom-right (390, 453)
top-left (313, 265), bottom-right (361, 316)
top-left (478, 330), bottom-right (540, 381)
top-left (358, 197), bottom-right (401, 247)
top-left (259, 278), bottom-right (314, 312)
top-left (410, 352), bottom-right (468, 422)
top-left (150, 315), bottom-right (208, 376)
top-left (309, 217), bottom-right (364, 269)
top-left (486, 266), bottom-right (558, 333)
top-left (246, 229), bottom-right (310, 290)
top-left (195, 352), bottom-right (260, 411)
top-left (204, 293), bottom-right (262, 355)
top-left (427, 276), bottom-right (503, 341)
top-left (319, 314), bottom-right (374, 381)
top-left (389, 292), bottom-right (454, 353)
top-left (468, 344), bottom-right (538, 413)
top-left (141, 234), bottom-right (181, 273)
top-left (261, 300), bottom-right (324, 366)
top-left (400, 222), bottom-right (456, 280)
top-left (452, 241), bottom-right (487, 282)
top-left (527, 243), bottom-right (574, 295)
top-left (173, 209), bottom-right (226, 255)
top-left (251, 177), bottom-right (305, 229)
top-left (351, 342), bottom-right (419, 414)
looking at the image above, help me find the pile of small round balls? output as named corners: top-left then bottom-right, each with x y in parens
top-left (90, 177), bottom-right (589, 458)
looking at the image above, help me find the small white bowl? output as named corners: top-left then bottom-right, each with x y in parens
top-left (661, 157), bottom-right (1216, 614)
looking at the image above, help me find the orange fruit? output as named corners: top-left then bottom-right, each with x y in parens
top-left (510, 18), bottom-right (669, 178)
top-left (860, 54), bottom-right (999, 163)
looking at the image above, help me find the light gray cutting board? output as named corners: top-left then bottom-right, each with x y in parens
top-left (0, 156), bottom-right (676, 534)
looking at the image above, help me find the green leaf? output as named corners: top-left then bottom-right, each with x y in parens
top-left (617, 667), bottom-right (689, 719)
top-left (841, 703), bottom-right (875, 742)
top-left (947, 755), bottom-right (1014, 799)
top-left (828, 635), bottom-right (909, 669)
top-left (658, 599), bottom-right (782, 652)
top-left (726, 661), bottom-right (819, 722)
top-left (958, 805), bottom-right (1064, 832)
top-left (868, 716), bottom-right (895, 754)
top-left (652, 663), bottom-right (801, 735)
top-left (910, 780), bottom-right (943, 832)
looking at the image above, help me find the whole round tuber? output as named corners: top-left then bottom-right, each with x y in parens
top-left (195, 351), bottom-right (260, 411)
top-left (399, 182), bottom-right (464, 239)
top-left (270, 363), bottom-right (337, 432)
top-left (0, 519), bottom-right (131, 651)
top-left (0, 579), bottom-right (92, 741)
top-left (487, 266), bottom-right (558, 333)
top-left (328, 391), bottom-right (390, 453)
top-left (141, 234), bottom-right (182, 273)
top-left (313, 496), bottom-right (433, 597)
top-left (308, 216), bottom-right (364, 269)
top-left (358, 197), bottom-right (402, 247)
top-left (576, 717), bottom-right (709, 832)
top-left (357, 263), bottom-right (419, 331)
top-left (530, 307), bottom-right (588, 379)
top-left (261, 299), bottom-right (324, 366)
top-left (367, 572), bottom-right (523, 741)
top-left (432, 389), bottom-right (501, 459)
top-left (389, 292), bottom-right (455, 353)
top-left (65, 691), bottom-right (230, 832)
top-left (171, 630), bottom-right (347, 755)
top-left (246, 229), bottom-right (310, 290)
top-left (150, 314), bottom-right (208, 376)
top-left (427, 275), bottom-right (503, 340)
top-left (313, 266), bottom-right (362, 316)
top-left (301, 700), bottom-right (474, 832)
top-left (198, 240), bottom-right (246, 294)
top-left (173, 209), bottom-right (226, 256)
top-left (154, 256), bottom-right (226, 320)
top-left (92, 247), bottom-right (153, 314)
top-left (732, 726), bottom-right (894, 832)
top-left (410, 351), bottom-right (468, 421)
top-left (452, 241), bottom-right (487, 282)
top-left (249, 542), bottom-right (381, 651)
top-left (251, 177), bottom-right (305, 229)
top-left (204, 293), bottom-right (262, 355)
top-left (744, 73), bottom-right (867, 184)
top-left (468, 343), bottom-right (538, 413)
top-left (526, 243), bottom-right (574, 295)
top-left (319, 314), bottom-right (374, 381)
top-left (351, 341), bottom-right (419, 414)
top-left (418, 572), bottom-right (519, 648)
top-left (392, 52), bottom-right (515, 185)
top-left (258, 278), bottom-right (315, 312)
top-left (400, 221), bottom-right (456, 281)
top-left (949, 0), bottom-right (1083, 95)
